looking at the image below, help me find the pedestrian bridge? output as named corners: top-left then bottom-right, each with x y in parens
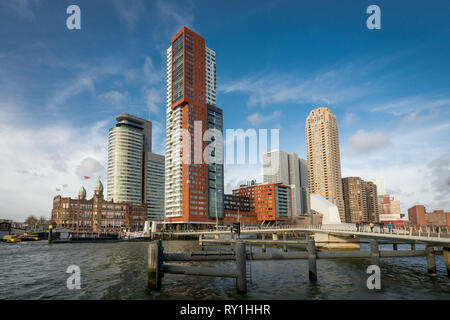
top-left (157, 224), bottom-right (450, 246)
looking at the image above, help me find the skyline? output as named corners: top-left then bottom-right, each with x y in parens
top-left (1, 0), bottom-right (450, 220)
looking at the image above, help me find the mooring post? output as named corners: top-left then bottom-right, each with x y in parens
top-left (307, 238), bottom-right (317, 282)
top-left (148, 240), bottom-right (162, 291)
top-left (370, 239), bottom-right (380, 266)
top-left (443, 246), bottom-right (450, 277)
top-left (199, 234), bottom-right (203, 251)
top-left (235, 241), bottom-right (247, 293)
top-left (411, 243), bottom-right (416, 251)
top-left (262, 234), bottom-right (266, 253)
top-left (283, 233), bottom-right (287, 252)
top-left (426, 246), bottom-right (437, 275)
top-left (393, 243), bottom-right (398, 251)
top-left (48, 226), bottom-right (53, 244)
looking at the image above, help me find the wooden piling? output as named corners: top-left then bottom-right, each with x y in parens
top-left (370, 239), bottom-right (380, 266)
top-left (443, 246), bottom-right (450, 277)
top-left (307, 238), bottom-right (317, 282)
top-left (393, 243), bottom-right (398, 251)
top-left (411, 243), bottom-right (416, 251)
top-left (283, 233), bottom-right (287, 252)
top-left (199, 234), bottom-right (203, 251)
top-left (235, 241), bottom-right (247, 293)
top-left (48, 227), bottom-right (53, 244)
top-left (426, 246), bottom-right (436, 275)
top-left (261, 234), bottom-right (266, 253)
top-left (148, 240), bottom-right (162, 291)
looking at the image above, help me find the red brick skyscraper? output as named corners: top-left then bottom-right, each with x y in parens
top-left (165, 27), bottom-right (223, 230)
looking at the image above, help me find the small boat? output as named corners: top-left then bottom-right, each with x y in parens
top-left (19, 233), bottom-right (39, 241)
top-left (2, 234), bottom-right (21, 243)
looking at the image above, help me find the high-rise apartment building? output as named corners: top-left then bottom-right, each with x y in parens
top-left (107, 113), bottom-right (165, 221)
top-left (342, 177), bottom-right (380, 223)
top-left (263, 150), bottom-right (310, 216)
top-left (164, 26), bottom-right (223, 229)
top-left (342, 177), bottom-right (367, 223)
top-left (364, 181), bottom-right (379, 222)
top-left (306, 107), bottom-right (345, 221)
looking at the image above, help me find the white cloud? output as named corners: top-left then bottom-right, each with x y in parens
top-left (247, 111), bottom-right (282, 126)
top-left (347, 130), bottom-right (391, 154)
top-left (221, 64), bottom-right (376, 108)
top-left (75, 157), bottom-right (105, 178)
top-left (143, 56), bottom-right (163, 85)
top-left (146, 87), bottom-right (164, 114)
top-left (224, 165), bottom-right (262, 194)
top-left (368, 96), bottom-right (450, 117)
top-left (342, 112), bottom-right (359, 127)
top-left (99, 90), bottom-right (128, 105)
top-left (112, 0), bottom-right (145, 31)
top-left (0, 107), bottom-right (108, 221)
top-left (0, 0), bottom-right (40, 22)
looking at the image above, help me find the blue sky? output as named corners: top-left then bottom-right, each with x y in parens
top-left (1, 0), bottom-right (449, 220)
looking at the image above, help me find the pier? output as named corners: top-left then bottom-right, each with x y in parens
top-left (148, 224), bottom-right (450, 293)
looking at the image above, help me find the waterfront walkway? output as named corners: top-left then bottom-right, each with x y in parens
top-left (156, 224), bottom-right (450, 245)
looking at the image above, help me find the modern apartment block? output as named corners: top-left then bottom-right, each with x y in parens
top-left (107, 113), bottom-right (165, 221)
top-left (232, 182), bottom-right (293, 222)
top-left (408, 205), bottom-right (450, 227)
top-left (342, 177), bottom-right (367, 223)
top-left (146, 153), bottom-right (165, 221)
top-left (365, 181), bottom-right (379, 222)
top-left (306, 107), bottom-right (345, 221)
top-left (263, 150), bottom-right (310, 216)
top-left (164, 26), bottom-right (224, 229)
top-left (342, 177), bottom-right (380, 223)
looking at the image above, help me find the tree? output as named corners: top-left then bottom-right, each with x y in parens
top-left (25, 215), bottom-right (38, 226)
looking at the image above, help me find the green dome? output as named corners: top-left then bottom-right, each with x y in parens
top-left (78, 186), bottom-right (86, 198)
top-left (95, 177), bottom-right (103, 193)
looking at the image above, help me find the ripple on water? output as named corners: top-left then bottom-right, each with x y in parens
top-left (1, 240), bottom-right (450, 299)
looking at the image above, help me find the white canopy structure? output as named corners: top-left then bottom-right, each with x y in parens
top-left (310, 193), bottom-right (341, 224)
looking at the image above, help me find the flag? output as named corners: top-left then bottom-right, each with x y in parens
top-left (83, 176), bottom-right (91, 180)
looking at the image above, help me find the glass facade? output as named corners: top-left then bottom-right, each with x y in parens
top-left (172, 34), bottom-right (184, 103)
top-left (207, 105), bottom-right (224, 219)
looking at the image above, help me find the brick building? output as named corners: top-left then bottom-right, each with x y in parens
top-left (51, 178), bottom-right (147, 234)
top-left (408, 205), bottom-right (450, 227)
top-left (231, 182), bottom-right (293, 223)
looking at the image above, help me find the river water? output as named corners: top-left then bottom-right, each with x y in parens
top-left (0, 240), bottom-right (449, 300)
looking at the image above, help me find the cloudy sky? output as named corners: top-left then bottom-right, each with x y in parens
top-left (0, 0), bottom-right (449, 221)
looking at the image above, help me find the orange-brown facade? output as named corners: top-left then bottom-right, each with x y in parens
top-left (232, 183), bottom-right (293, 222)
top-left (165, 27), bottom-right (222, 226)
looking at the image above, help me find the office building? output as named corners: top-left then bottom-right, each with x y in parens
top-left (263, 150), bottom-right (310, 216)
top-left (146, 153), bottom-right (165, 221)
top-left (164, 26), bottom-right (224, 229)
top-left (107, 113), bottom-right (165, 220)
top-left (306, 107), bottom-right (345, 221)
